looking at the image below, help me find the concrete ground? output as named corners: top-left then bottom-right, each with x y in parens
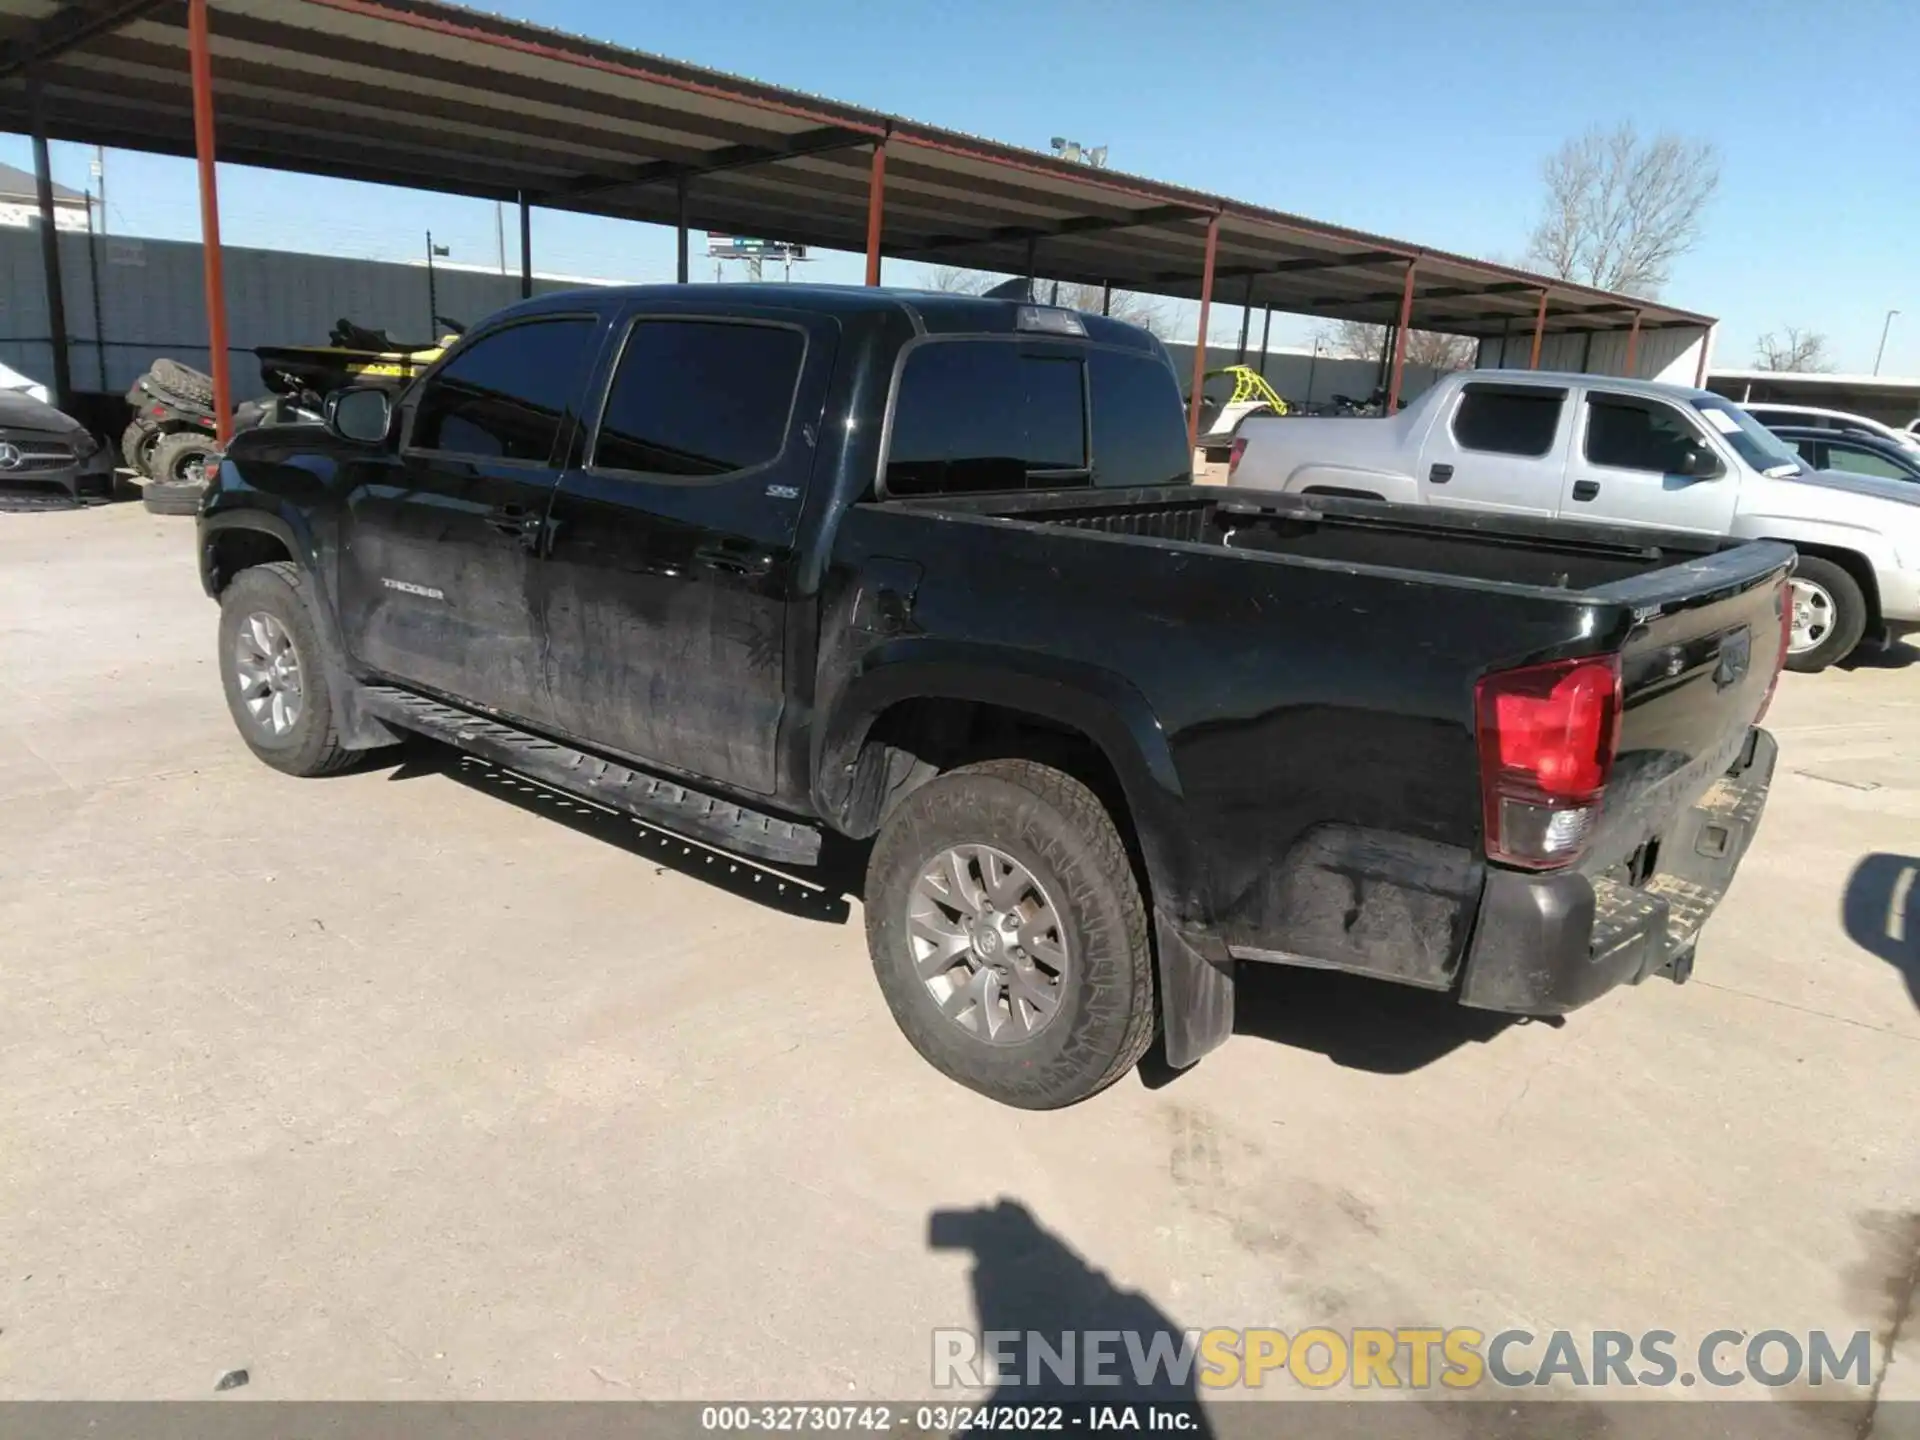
top-left (2, 502), bottom-right (1916, 1426)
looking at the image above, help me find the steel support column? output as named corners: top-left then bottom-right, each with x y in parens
top-left (1235, 275), bottom-right (1253, 363)
top-left (187, 0), bottom-right (230, 440)
top-left (1257, 305), bottom-right (1272, 373)
top-left (1187, 212), bottom-right (1220, 453)
top-left (863, 137), bottom-right (886, 286)
top-left (26, 77), bottom-right (71, 414)
top-left (1386, 259), bottom-right (1417, 413)
top-left (675, 174), bottom-right (689, 283)
top-left (518, 191), bottom-right (531, 298)
top-left (1528, 289), bottom-right (1549, 370)
top-left (1623, 310), bottom-right (1641, 375)
top-left (1100, 281), bottom-right (1111, 317)
top-left (1694, 331), bottom-right (1709, 387)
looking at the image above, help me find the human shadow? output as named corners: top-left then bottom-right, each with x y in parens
top-left (1841, 853), bottom-right (1920, 1009)
top-left (928, 1199), bottom-right (1212, 1434)
top-left (387, 738), bottom-right (866, 925)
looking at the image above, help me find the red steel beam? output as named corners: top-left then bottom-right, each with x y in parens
top-left (1527, 288), bottom-right (1549, 370)
top-left (1623, 310), bottom-right (1641, 375)
top-left (188, 0), bottom-right (232, 442)
top-left (1386, 258), bottom-right (1418, 413)
top-left (1187, 212), bottom-right (1221, 453)
top-left (864, 138), bottom-right (886, 285)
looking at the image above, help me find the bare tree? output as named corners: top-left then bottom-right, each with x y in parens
top-left (918, 265), bottom-right (1173, 339)
top-left (1322, 319), bottom-right (1475, 371)
top-left (1754, 326), bottom-right (1834, 373)
top-left (1524, 124), bottom-right (1720, 298)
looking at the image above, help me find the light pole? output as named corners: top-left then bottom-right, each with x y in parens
top-left (426, 232), bottom-right (450, 336)
top-left (1875, 309), bottom-right (1900, 375)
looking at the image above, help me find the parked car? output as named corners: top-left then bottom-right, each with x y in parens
top-left (1229, 369), bottom-right (1920, 672)
top-left (0, 387), bottom-right (112, 501)
top-left (1741, 402), bottom-right (1920, 453)
top-left (197, 288), bottom-right (1789, 1108)
top-left (1772, 426), bottom-right (1920, 484)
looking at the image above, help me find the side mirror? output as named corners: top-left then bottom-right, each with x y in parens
top-left (1680, 444), bottom-right (1724, 479)
top-left (327, 387), bottom-right (392, 445)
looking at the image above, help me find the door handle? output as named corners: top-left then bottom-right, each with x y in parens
top-left (1571, 480), bottom-right (1600, 502)
top-left (485, 504), bottom-right (544, 551)
top-left (694, 543), bottom-right (773, 576)
top-left (1428, 463), bottom-right (1454, 484)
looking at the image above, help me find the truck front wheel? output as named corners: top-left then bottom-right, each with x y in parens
top-left (1785, 556), bottom-right (1867, 673)
top-left (217, 562), bottom-right (362, 777)
top-left (864, 759), bottom-right (1155, 1108)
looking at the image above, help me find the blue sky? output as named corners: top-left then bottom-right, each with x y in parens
top-left (6, 0), bottom-right (1918, 371)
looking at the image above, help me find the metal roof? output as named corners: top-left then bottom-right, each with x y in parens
top-left (0, 0), bottom-right (1717, 340)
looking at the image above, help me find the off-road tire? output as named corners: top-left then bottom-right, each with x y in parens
top-left (865, 759), bottom-right (1155, 1109)
top-left (146, 430), bottom-right (218, 488)
top-left (120, 421), bottom-right (159, 476)
top-left (141, 479), bottom-right (203, 516)
top-left (149, 358), bottom-right (215, 405)
top-left (1785, 555), bottom-right (1867, 673)
top-left (217, 561), bottom-right (361, 777)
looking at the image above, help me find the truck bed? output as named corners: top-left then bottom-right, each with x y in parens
top-left (893, 484), bottom-right (1733, 595)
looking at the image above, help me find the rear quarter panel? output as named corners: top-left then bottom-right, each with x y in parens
top-left (820, 501), bottom-right (1617, 946)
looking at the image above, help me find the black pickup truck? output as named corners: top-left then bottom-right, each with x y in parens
top-left (197, 285), bottom-right (1791, 1108)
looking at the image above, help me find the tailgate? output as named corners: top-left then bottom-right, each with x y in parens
top-left (1584, 540), bottom-right (1794, 872)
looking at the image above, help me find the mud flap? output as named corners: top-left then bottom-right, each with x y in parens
top-left (1154, 910), bottom-right (1234, 1069)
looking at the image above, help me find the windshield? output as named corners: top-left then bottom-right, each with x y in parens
top-left (1690, 397), bottom-right (1804, 476)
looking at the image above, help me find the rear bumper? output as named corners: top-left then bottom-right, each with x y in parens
top-left (1458, 727), bottom-right (1777, 1014)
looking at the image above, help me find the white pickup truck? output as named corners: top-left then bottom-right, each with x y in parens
top-left (1228, 369), bottom-right (1920, 671)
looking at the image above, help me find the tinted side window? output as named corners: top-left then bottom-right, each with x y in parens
top-left (1089, 349), bottom-right (1192, 488)
top-left (1825, 444), bottom-right (1909, 480)
top-left (1452, 384), bottom-right (1564, 457)
top-left (1583, 395), bottom-right (1704, 472)
top-left (411, 317), bottom-right (598, 462)
top-left (885, 342), bottom-right (1087, 496)
top-left (594, 319), bottom-right (806, 477)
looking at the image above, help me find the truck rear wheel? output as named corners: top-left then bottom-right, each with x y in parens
top-left (217, 562), bottom-right (361, 777)
top-left (1784, 556), bottom-right (1866, 673)
top-left (864, 759), bottom-right (1155, 1108)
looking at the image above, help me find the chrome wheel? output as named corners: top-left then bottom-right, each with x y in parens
top-left (232, 610), bottom-right (303, 738)
top-left (1789, 578), bottom-right (1834, 654)
top-left (907, 844), bottom-right (1070, 1045)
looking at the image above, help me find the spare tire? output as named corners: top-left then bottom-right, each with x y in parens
top-left (148, 358), bottom-right (215, 406)
top-left (142, 479), bottom-right (204, 516)
top-left (146, 429), bottom-right (219, 487)
top-left (120, 421), bottom-right (160, 477)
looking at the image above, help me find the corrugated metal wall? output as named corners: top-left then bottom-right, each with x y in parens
top-left (1163, 342), bottom-right (1448, 407)
top-left (0, 227), bottom-right (593, 398)
top-left (1475, 323), bottom-right (1712, 386)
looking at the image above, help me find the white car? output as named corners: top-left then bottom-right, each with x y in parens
top-left (1742, 403), bottom-right (1920, 453)
top-left (1227, 369), bottom-right (1920, 672)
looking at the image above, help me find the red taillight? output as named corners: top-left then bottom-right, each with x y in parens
top-left (1228, 436), bottom-right (1247, 477)
top-left (150, 404), bottom-right (165, 417)
top-left (1755, 578), bottom-right (1792, 723)
top-left (1474, 655), bottom-right (1622, 870)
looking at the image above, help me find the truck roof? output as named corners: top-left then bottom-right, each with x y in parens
top-left (495, 282), bottom-right (1168, 354)
top-left (1461, 368), bottom-right (1716, 403)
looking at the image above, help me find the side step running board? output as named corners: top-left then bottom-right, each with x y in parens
top-left (359, 685), bottom-right (822, 867)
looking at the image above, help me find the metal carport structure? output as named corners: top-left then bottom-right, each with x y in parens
top-left (0, 0), bottom-right (1717, 443)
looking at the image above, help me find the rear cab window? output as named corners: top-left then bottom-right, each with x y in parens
top-left (1450, 383), bottom-right (1566, 457)
top-left (883, 340), bottom-right (1088, 496)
